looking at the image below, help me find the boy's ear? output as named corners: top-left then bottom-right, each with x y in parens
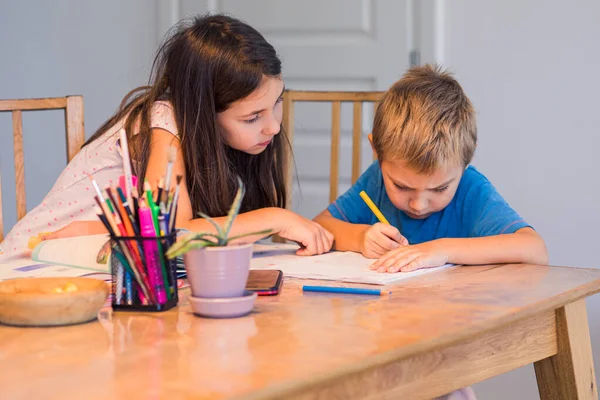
top-left (368, 134), bottom-right (378, 160)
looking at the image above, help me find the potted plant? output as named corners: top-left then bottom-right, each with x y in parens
top-left (166, 177), bottom-right (270, 300)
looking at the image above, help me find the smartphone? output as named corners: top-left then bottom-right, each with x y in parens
top-left (246, 269), bottom-right (283, 296)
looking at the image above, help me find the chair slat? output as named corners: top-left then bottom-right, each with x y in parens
top-left (282, 93), bottom-right (295, 210)
top-left (0, 95), bottom-right (85, 241)
top-left (65, 96), bottom-right (85, 162)
top-left (12, 111), bottom-right (27, 221)
top-left (281, 90), bottom-right (385, 213)
top-left (330, 101), bottom-right (341, 203)
top-left (0, 97), bottom-right (67, 111)
top-left (373, 101), bottom-right (379, 161)
top-left (286, 91), bottom-right (383, 102)
top-left (352, 101), bottom-right (363, 184)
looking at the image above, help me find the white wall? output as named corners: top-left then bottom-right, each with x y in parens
top-left (441, 1), bottom-right (600, 398)
top-left (0, 0), bottom-right (158, 231)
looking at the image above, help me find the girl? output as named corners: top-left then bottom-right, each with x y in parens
top-left (1, 14), bottom-right (333, 256)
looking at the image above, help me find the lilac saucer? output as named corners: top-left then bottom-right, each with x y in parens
top-left (189, 291), bottom-right (257, 318)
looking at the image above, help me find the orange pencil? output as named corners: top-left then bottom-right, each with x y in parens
top-left (109, 187), bottom-right (136, 237)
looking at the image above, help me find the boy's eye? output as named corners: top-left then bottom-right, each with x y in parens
top-left (245, 114), bottom-right (260, 124)
top-left (433, 186), bottom-right (449, 193)
top-left (394, 184), bottom-right (409, 191)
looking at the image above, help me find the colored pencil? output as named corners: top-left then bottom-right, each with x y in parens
top-left (118, 128), bottom-right (134, 208)
top-left (302, 285), bottom-right (391, 296)
top-left (359, 190), bottom-right (390, 225)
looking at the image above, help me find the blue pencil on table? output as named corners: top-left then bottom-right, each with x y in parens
top-left (302, 285), bottom-right (391, 296)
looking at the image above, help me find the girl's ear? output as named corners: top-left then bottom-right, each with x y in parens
top-left (368, 133), bottom-right (378, 160)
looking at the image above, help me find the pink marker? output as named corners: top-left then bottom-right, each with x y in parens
top-left (118, 175), bottom-right (138, 196)
top-left (139, 205), bottom-right (167, 304)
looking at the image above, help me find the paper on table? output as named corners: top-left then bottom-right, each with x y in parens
top-left (31, 234), bottom-right (111, 272)
top-left (0, 256), bottom-right (111, 281)
top-left (250, 243), bottom-right (451, 285)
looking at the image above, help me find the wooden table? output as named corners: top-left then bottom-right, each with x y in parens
top-left (1, 264), bottom-right (599, 399)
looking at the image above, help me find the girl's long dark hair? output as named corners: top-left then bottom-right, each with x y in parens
top-left (84, 14), bottom-right (287, 217)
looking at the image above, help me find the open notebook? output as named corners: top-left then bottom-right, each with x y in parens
top-left (251, 243), bottom-right (451, 285)
top-left (0, 237), bottom-right (450, 285)
top-left (0, 235), bottom-right (111, 281)
top-left (31, 234), bottom-right (111, 271)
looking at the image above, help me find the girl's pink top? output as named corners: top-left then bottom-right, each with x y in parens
top-left (0, 101), bottom-right (178, 256)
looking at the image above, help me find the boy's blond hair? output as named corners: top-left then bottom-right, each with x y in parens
top-left (372, 64), bottom-right (477, 174)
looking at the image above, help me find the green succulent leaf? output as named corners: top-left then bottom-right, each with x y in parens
top-left (165, 232), bottom-right (219, 259)
top-left (197, 211), bottom-right (225, 239)
top-left (167, 176), bottom-right (274, 257)
top-left (223, 176), bottom-right (245, 239)
top-left (166, 241), bottom-right (210, 259)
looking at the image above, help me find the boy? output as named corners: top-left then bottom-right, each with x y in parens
top-left (314, 64), bottom-right (548, 274)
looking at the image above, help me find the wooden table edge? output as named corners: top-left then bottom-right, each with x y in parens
top-left (233, 266), bottom-right (600, 400)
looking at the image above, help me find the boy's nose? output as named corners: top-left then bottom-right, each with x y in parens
top-left (409, 197), bottom-right (428, 213)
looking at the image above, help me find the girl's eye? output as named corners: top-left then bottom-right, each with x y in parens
top-left (275, 96), bottom-right (283, 104)
top-left (245, 115), bottom-right (260, 124)
top-left (433, 186), bottom-right (449, 193)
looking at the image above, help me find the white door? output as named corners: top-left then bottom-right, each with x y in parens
top-left (164, 0), bottom-right (418, 218)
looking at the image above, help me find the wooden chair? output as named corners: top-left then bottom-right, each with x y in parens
top-left (281, 90), bottom-right (385, 208)
top-left (0, 96), bottom-right (85, 241)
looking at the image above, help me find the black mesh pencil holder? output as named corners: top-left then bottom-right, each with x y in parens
top-left (110, 232), bottom-right (178, 312)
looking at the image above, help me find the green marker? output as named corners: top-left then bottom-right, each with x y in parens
top-left (144, 179), bottom-right (172, 300)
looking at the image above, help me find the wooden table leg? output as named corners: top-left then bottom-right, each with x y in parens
top-left (534, 299), bottom-right (597, 399)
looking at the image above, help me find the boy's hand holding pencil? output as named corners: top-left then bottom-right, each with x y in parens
top-left (358, 190), bottom-right (408, 259)
top-left (360, 223), bottom-right (408, 259)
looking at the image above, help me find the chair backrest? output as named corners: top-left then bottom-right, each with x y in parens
top-left (281, 90), bottom-right (385, 208)
top-left (0, 96), bottom-right (85, 241)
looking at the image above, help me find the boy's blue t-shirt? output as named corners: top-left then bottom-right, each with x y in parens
top-left (327, 162), bottom-right (531, 244)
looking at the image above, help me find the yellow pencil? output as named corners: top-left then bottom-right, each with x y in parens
top-left (359, 190), bottom-right (390, 225)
